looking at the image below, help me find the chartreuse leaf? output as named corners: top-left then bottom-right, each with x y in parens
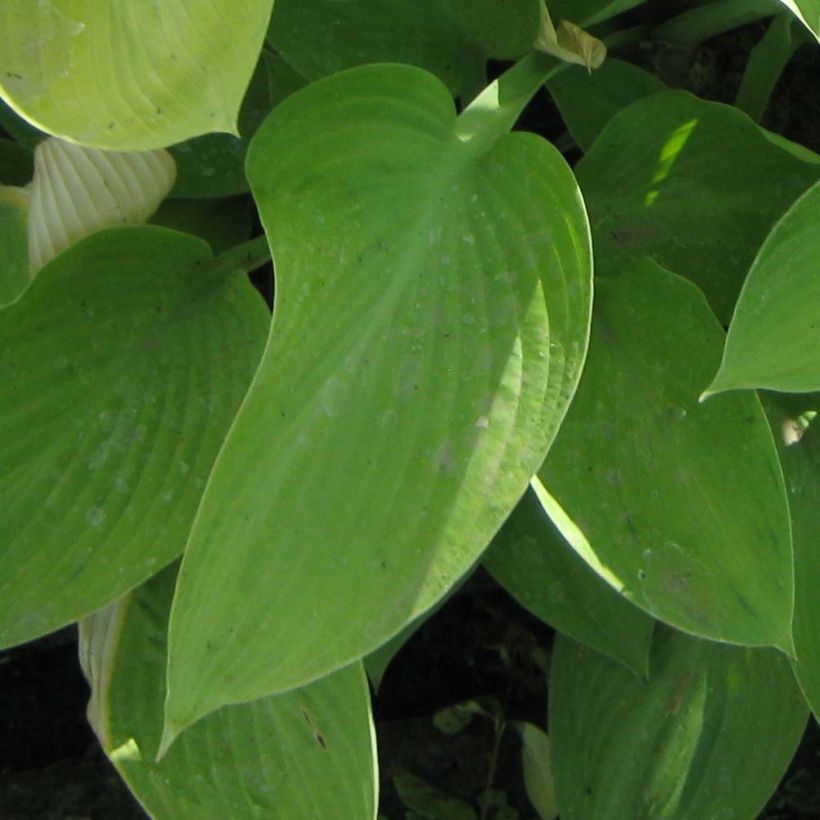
top-left (79, 565), bottom-right (377, 820)
top-left (0, 1), bottom-right (274, 150)
top-left (162, 55), bottom-right (592, 745)
top-left (0, 226), bottom-right (268, 648)
top-left (268, 0), bottom-right (541, 97)
top-left (26, 138), bottom-right (176, 273)
top-left (550, 627), bottom-right (809, 820)
top-left (546, 60), bottom-right (665, 151)
top-left (540, 258), bottom-right (794, 651)
top-left (577, 90), bottom-right (819, 322)
top-left (777, 0), bottom-right (820, 39)
top-left (707, 181), bottom-right (820, 396)
top-left (484, 481), bottom-right (654, 676)
top-left (762, 393), bottom-right (820, 718)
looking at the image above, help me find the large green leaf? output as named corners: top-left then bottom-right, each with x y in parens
top-left (549, 627), bottom-right (809, 820)
top-left (577, 90), bottom-right (819, 322)
top-left (162, 57), bottom-right (592, 742)
top-left (777, 0), bottom-right (820, 38)
top-left (762, 393), bottom-right (820, 718)
top-left (0, 227), bottom-right (268, 648)
top-left (540, 259), bottom-right (794, 651)
top-left (268, 0), bottom-right (541, 97)
top-left (484, 480), bottom-right (654, 676)
top-left (546, 60), bottom-right (665, 152)
top-left (707, 180), bottom-right (820, 396)
top-left (80, 565), bottom-right (377, 820)
top-left (0, 1), bottom-right (274, 150)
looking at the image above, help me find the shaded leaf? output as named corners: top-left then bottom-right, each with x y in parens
top-left (546, 59), bottom-right (665, 151)
top-left (0, 1), bottom-right (274, 150)
top-left (550, 627), bottom-right (809, 820)
top-left (163, 58), bottom-right (592, 739)
top-left (268, 0), bottom-right (541, 97)
top-left (0, 136), bottom-right (33, 184)
top-left (0, 226), bottom-right (268, 648)
top-left (540, 259), bottom-right (794, 651)
top-left (761, 393), bottom-right (820, 718)
top-left (576, 90), bottom-right (819, 321)
top-left (484, 481), bottom-right (654, 676)
top-left (707, 180), bottom-right (820, 396)
top-left (394, 770), bottom-right (477, 820)
top-left (548, 0), bottom-right (647, 27)
top-left (0, 187), bottom-right (28, 304)
top-left (80, 564), bottom-right (377, 820)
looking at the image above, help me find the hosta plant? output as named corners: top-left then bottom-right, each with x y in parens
top-left (1, 0), bottom-right (819, 817)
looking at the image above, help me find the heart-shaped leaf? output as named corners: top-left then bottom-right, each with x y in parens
top-left (0, 227), bottom-right (268, 648)
top-left (540, 259), bottom-right (794, 652)
top-left (550, 627), bottom-right (808, 820)
top-left (0, 1), bottom-right (274, 150)
top-left (162, 57), bottom-right (592, 741)
top-left (80, 565), bottom-right (377, 820)
top-left (576, 90), bottom-right (819, 322)
top-left (707, 180), bottom-right (820, 396)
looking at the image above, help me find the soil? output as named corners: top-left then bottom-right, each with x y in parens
top-left (2, 6), bottom-right (820, 819)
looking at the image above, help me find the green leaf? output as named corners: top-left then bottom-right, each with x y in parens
top-left (0, 188), bottom-right (28, 305)
top-left (394, 770), bottom-right (478, 820)
top-left (546, 60), bottom-right (665, 152)
top-left (0, 136), bottom-right (33, 184)
top-left (0, 226), bottom-right (268, 648)
top-left (577, 90), bottom-right (820, 322)
top-left (548, 0), bottom-right (647, 27)
top-left (268, 0), bottom-right (541, 97)
top-left (26, 138), bottom-right (176, 273)
top-left (484, 481), bottom-right (654, 676)
top-left (0, 1), bottom-right (275, 150)
top-left (150, 196), bottom-right (254, 256)
top-left (168, 52), bottom-right (304, 200)
top-left (163, 58), bottom-right (592, 741)
top-left (777, 0), bottom-right (820, 39)
top-left (706, 180), bottom-right (820, 396)
top-left (761, 393), bottom-right (820, 718)
top-left (550, 627), bottom-right (809, 820)
top-left (541, 259), bottom-right (794, 652)
top-left (518, 722), bottom-right (558, 820)
top-left (80, 564), bottom-right (377, 820)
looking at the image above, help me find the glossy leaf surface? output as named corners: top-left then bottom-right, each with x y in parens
top-left (0, 227), bottom-right (268, 648)
top-left (80, 565), bottom-right (377, 820)
top-left (484, 481), bottom-right (654, 676)
top-left (550, 627), bottom-right (808, 820)
top-left (540, 259), bottom-right (794, 651)
top-left (707, 180), bottom-right (820, 395)
top-left (577, 90), bottom-right (819, 321)
top-left (0, 1), bottom-right (274, 149)
top-left (164, 59), bottom-right (592, 738)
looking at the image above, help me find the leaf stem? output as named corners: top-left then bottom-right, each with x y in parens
top-left (214, 234), bottom-right (271, 276)
top-left (455, 51), bottom-right (563, 151)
